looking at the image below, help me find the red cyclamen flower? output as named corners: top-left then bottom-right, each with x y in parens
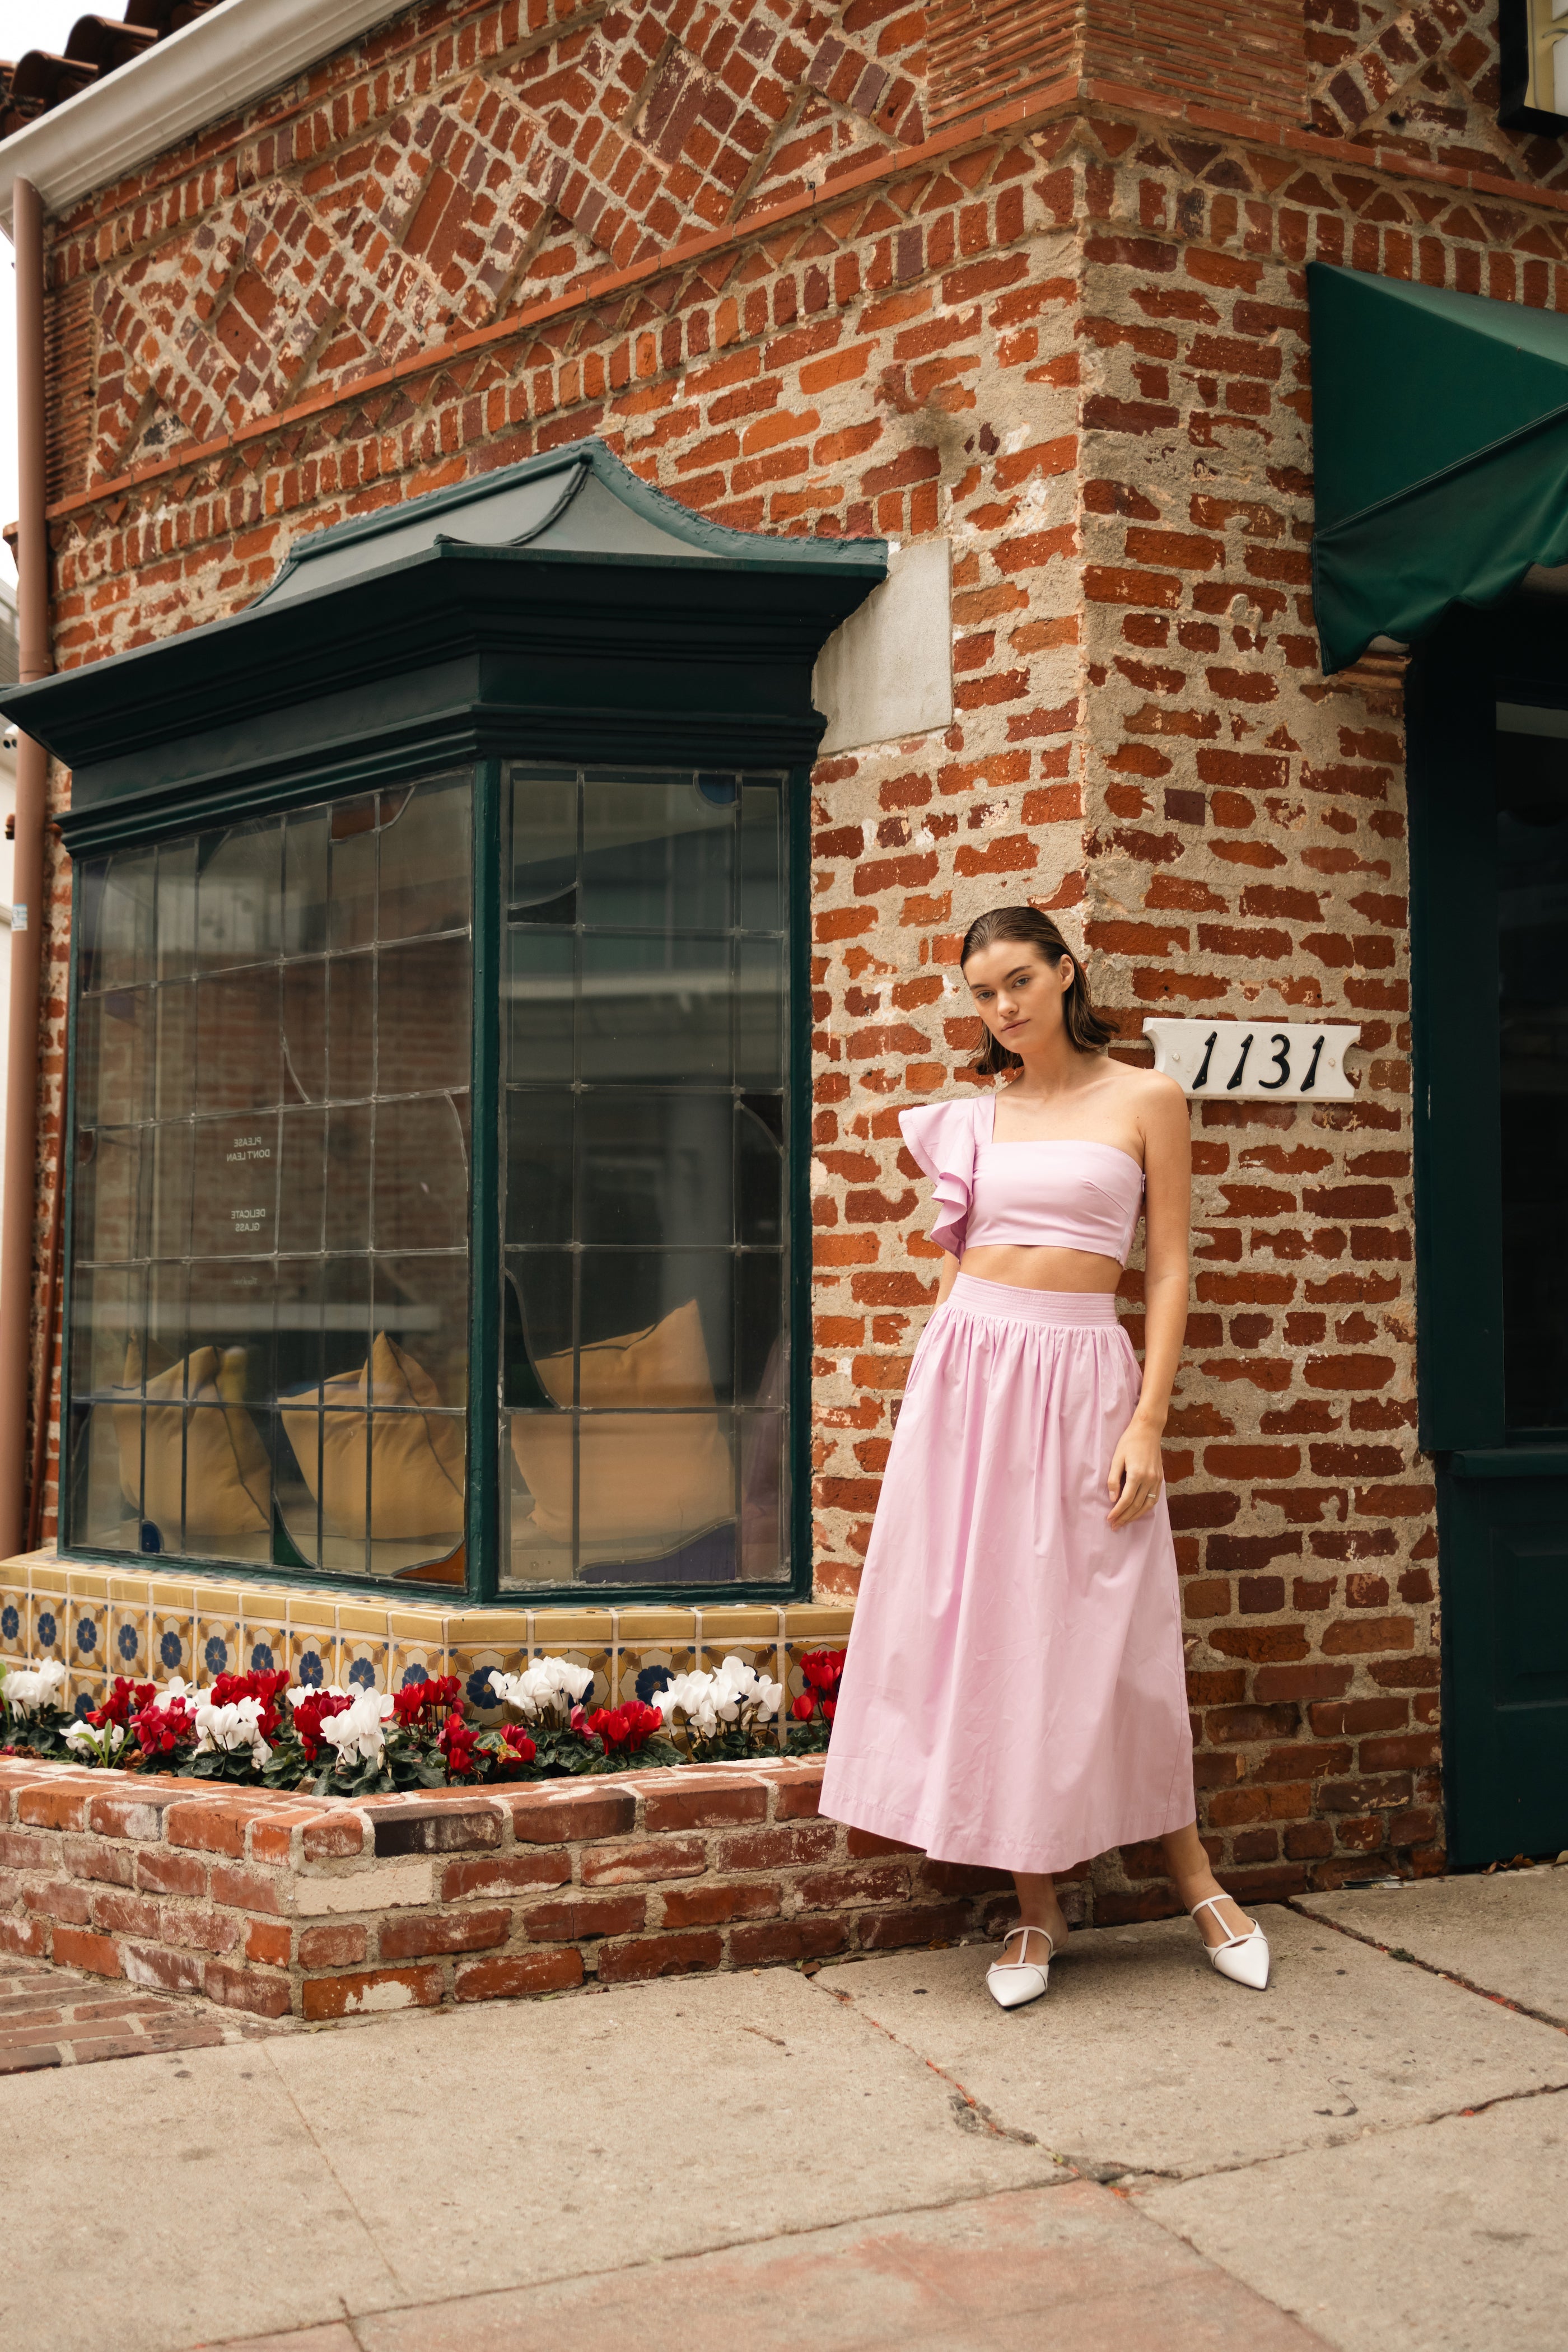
top-left (500, 1723), bottom-right (536, 1765)
top-left (209, 1668), bottom-right (291, 1740)
top-left (291, 1690), bottom-right (354, 1761)
top-left (585, 1701), bottom-right (663, 1754)
top-left (88, 1678), bottom-right (157, 1730)
top-left (799, 1649), bottom-right (846, 1697)
top-left (393, 1674), bottom-right (461, 1726)
top-left (791, 1693), bottom-right (815, 1722)
top-left (438, 1710), bottom-right (480, 1777)
top-left (130, 1693), bottom-right (198, 1758)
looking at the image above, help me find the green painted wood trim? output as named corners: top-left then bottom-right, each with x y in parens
top-left (57, 861), bottom-right (85, 1550)
top-left (1446, 1446), bottom-right (1568, 1478)
top-left (1406, 632), bottom-right (1506, 1452)
top-left (467, 760), bottom-right (503, 1604)
top-left (786, 759), bottom-right (814, 1606)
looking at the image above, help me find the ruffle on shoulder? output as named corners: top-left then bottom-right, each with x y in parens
top-left (899, 1096), bottom-right (986, 1259)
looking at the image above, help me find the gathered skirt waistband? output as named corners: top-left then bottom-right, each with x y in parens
top-left (945, 1271), bottom-right (1120, 1327)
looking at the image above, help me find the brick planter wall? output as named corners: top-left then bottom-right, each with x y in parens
top-left (0, 1756), bottom-right (1033, 2020)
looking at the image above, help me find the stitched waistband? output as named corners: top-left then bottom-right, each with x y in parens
top-left (945, 1273), bottom-right (1121, 1326)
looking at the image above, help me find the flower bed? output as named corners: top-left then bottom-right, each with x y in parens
top-left (0, 1650), bottom-right (844, 1793)
top-left (0, 1751), bottom-right (1014, 2021)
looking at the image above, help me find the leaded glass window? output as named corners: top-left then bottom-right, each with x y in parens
top-left (503, 764), bottom-right (790, 1589)
top-left (69, 776), bottom-right (473, 1581)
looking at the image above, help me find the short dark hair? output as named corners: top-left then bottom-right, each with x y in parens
top-left (960, 905), bottom-right (1118, 1075)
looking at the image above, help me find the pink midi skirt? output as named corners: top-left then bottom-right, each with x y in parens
top-left (819, 1273), bottom-right (1195, 1876)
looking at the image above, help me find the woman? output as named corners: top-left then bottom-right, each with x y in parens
top-left (819, 905), bottom-right (1269, 2009)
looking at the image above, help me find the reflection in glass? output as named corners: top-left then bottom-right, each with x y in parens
top-left (503, 764), bottom-right (789, 1590)
top-left (506, 928), bottom-right (573, 1080)
top-left (67, 774), bottom-right (474, 1580)
top-left (580, 933), bottom-right (730, 1083)
top-left (197, 825), bottom-right (279, 972)
top-left (581, 775), bottom-right (731, 929)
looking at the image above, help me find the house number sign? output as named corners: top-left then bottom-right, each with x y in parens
top-left (1142, 1019), bottom-right (1360, 1101)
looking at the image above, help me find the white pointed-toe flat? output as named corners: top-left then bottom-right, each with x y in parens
top-left (986, 1924), bottom-right (1054, 2010)
top-left (1191, 1894), bottom-right (1271, 1990)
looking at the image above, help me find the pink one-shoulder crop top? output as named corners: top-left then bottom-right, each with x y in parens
top-left (899, 1095), bottom-right (1144, 1267)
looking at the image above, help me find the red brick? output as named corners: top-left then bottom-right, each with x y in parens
top-left (135, 1848), bottom-right (207, 1899)
top-left (729, 1917), bottom-right (848, 1966)
top-left (165, 1801), bottom-right (251, 1858)
top-left (17, 1784), bottom-right (95, 1832)
top-left (579, 1837), bottom-right (705, 1886)
top-left (298, 1921), bottom-right (368, 1968)
top-left (797, 1864), bottom-right (909, 1908)
top-left (119, 1942), bottom-right (204, 1995)
top-left (502, 1788), bottom-right (636, 1845)
top-left (245, 1918), bottom-right (293, 1967)
top-left (88, 1889), bottom-right (160, 1939)
top-left (0, 1917), bottom-right (48, 1959)
top-left (66, 1837), bottom-right (136, 1887)
top-left (454, 1949), bottom-right (584, 2002)
top-left (301, 1967), bottom-right (444, 2020)
top-left (713, 1823), bottom-right (839, 1870)
top-left (440, 1850), bottom-right (573, 1900)
top-left (203, 1959), bottom-right (293, 2018)
top-left (658, 1880), bottom-right (781, 1929)
top-left (52, 1927), bottom-right (122, 1978)
top-left (855, 1902), bottom-right (970, 1952)
top-left (596, 1931), bottom-right (724, 1984)
top-left (86, 1792), bottom-right (178, 1841)
top-left (846, 1827), bottom-right (918, 1858)
top-left (641, 1780), bottom-right (769, 1832)
top-left (379, 1906), bottom-right (511, 1959)
top-left (300, 1813), bottom-right (366, 1861)
top-left (523, 1893), bottom-right (646, 1942)
top-left (208, 1863), bottom-right (284, 1915)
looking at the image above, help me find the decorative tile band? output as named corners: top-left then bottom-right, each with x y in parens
top-left (0, 1552), bottom-right (854, 1728)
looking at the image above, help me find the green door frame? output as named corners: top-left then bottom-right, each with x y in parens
top-left (1407, 599), bottom-right (1568, 1865)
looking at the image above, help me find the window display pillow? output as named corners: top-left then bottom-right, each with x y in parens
top-left (281, 1331), bottom-right (465, 1540)
top-left (113, 1343), bottom-right (271, 1541)
top-left (511, 1297), bottom-right (734, 1556)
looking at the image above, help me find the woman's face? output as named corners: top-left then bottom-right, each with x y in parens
top-left (962, 939), bottom-right (1071, 1056)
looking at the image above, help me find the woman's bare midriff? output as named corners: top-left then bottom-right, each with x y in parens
top-left (958, 1244), bottom-right (1122, 1294)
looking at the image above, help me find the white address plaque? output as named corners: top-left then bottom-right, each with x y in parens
top-left (1143, 1019), bottom-right (1360, 1102)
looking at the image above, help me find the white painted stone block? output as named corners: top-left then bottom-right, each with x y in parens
top-left (812, 538), bottom-right (953, 755)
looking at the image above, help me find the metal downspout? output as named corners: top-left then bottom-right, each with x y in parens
top-left (0, 179), bottom-right (54, 1557)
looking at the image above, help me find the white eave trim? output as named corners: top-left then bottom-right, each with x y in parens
top-left (0, 0), bottom-right (411, 237)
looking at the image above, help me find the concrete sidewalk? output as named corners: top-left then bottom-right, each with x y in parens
top-left (5, 1866), bottom-right (1563, 2352)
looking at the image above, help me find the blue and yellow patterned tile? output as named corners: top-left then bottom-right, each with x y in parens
top-left (237, 1616), bottom-right (288, 1679)
top-left (616, 1644), bottom-right (696, 1710)
top-left (150, 1611), bottom-right (194, 1683)
top-left (27, 1592), bottom-right (67, 1664)
top-left (67, 1670), bottom-right (107, 1724)
top-left (0, 1591), bottom-right (24, 1656)
top-left (194, 1617), bottom-right (240, 1686)
top-left (67, 1601), bottom-right (108, 1681)
top-left (340, 1637), bottom-right (389, 1696)
top-left (108, 1601), bottom-right (151, 1678)
top-left (451, 1644), bottom-right (515, 1720)
top-left (390, 1640), bottom-right (449, 1695)
top-left (286, 1626), bottom-right (339, 1693)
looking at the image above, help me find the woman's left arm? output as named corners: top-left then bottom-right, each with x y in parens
top-left (1106, 1075), bottom-right (1191, 1529)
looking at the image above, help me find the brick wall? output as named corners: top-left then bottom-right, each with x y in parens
top-left (24, 0), bottom-right (1568, 1895)
top-left (0, 1754), bottom-right (1033, 2015)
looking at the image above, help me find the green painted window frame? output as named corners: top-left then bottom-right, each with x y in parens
top-left (57, 743), bottom-right (815, 1608)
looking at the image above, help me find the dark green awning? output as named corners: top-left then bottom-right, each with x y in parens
top-left (1309, 263), bottom-right (1568, 673)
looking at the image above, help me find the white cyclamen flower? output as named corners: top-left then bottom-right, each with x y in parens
top-left (193, 1695), bottom-right (273, 1765)
top-left (320, 1690), bottom-right (393, 1768)
top-left (64, 1719), bottom-right (132, 1762)
top-left (3, 1659), bottom-right (68, 1716)
top-left (488, 1656), bottom-right (594, 1719)
top-left (287, 1682), bottom-right (350, 1710)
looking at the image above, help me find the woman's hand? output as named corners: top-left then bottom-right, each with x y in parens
top-left (1107, 1416), bottom-right (1166, 1528)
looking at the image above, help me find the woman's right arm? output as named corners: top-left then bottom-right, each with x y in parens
top-left (935, 1252), bottom-right (960, 1305)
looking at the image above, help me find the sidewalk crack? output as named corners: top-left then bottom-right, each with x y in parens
top-left (1285, 1898), bottom-right (1568, 2036)
top-left (259, 2043), bottom-right (413, 2306)
top-left (810, 1978), bottom-right (1057, 2158)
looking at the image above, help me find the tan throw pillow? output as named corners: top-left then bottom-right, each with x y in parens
top-left (511, 1297), bottom-right (734, 1558)
top-left (281, 1331), bottom-right (465, 1540)
top-left (114, 1343), bottom-right (272, 1541)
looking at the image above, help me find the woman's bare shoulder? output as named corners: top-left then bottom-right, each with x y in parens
top-left (1100, 1057), bottom-right (1186, 1113)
